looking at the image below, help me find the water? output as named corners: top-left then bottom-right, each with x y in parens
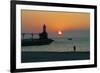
top-left (22, 37), bottom-right (90, 52)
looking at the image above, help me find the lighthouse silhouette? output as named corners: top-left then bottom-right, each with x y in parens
top-left (22, 24), bottom-right (54, 46)
top-left (39, 24), bottom-right (48, 39)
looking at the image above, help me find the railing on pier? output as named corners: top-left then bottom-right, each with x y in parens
top-left (21, 33), bottom-right (39, 39)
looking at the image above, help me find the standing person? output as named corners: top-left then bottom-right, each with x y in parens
top-left (73, 45), bottom-right (76, 52)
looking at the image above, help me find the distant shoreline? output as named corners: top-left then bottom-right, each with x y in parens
top-left (21, 51), bottom-right (90, 63)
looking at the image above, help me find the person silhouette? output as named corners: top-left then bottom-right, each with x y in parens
top-left (73, 45), bottom-right (76, 52)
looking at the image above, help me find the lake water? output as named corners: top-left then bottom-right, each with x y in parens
top-left (22, 37), bottom-right (90, 52)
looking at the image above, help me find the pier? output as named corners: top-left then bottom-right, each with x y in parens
top-left (22, 33), bottom-right (39, 39)
top-left (21, 24), bottom-right (54, 46)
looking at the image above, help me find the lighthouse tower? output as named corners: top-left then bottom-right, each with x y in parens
top-left (43, 24), bottom-right (46, 32)
top-left (39, 24), bottom-right (48, 39)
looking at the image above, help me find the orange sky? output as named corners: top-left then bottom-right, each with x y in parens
top-left (21, 10), bottom-right (90, 33)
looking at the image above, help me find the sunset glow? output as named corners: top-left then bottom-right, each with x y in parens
top-left (21, 10), bottom-right (90, 36)
top-left (58, 31), bottom-right (63, 35)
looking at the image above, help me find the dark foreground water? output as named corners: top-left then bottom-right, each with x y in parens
top-left (21, 52), bottom-right (90, 63)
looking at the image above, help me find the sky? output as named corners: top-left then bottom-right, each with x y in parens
top-left (21, 10), bottom-right (90, 38)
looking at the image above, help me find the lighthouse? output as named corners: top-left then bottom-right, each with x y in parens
top-left (22, 24), bottom-right (54, 46)
top-left (39, 24), bottom-right (48, 39)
